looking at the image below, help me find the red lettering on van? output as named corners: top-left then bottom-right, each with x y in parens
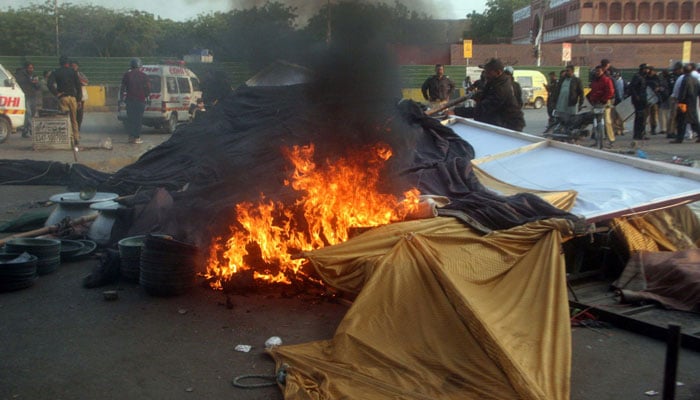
top-left (169, 67), bottom-right (186, 75)
top-left (0, 96), bottom-right (20, 107)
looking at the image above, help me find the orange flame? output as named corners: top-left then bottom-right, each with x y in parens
top-left (204, 143), bottom-right (420, 289)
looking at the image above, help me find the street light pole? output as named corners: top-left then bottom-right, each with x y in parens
top-left (55, 0), bottom-right (60, 56)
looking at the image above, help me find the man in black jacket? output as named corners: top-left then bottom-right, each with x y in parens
top-left (48, 55), bottom-right (82, 148)
top-left (473, 58), bottom-right (525, 132)
top-left (551, 65), bottom-right (584, 117)
top-left (671, 64), bottom-right (700, 143)
top-left (15, 61), bottom-right (40, 137)
top-left (628, 63), bottom-right (650, 140)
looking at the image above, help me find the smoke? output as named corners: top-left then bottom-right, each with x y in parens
top-left (227, 0), bottom-right (447, 23)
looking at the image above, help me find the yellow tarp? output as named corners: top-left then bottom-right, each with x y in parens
top-left (269, 216), bottom-right (574, 400)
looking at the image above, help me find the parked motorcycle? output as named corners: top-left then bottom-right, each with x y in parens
top-left (543, 108), bottom-right (595, 144)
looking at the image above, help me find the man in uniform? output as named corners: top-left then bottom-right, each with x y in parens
top-left (48, 55), bottom-right (82, 149)
top-left (421, 64), bottom-right (455, 111)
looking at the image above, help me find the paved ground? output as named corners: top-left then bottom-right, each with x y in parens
top-left (1, 109), bottom-right (700, 400)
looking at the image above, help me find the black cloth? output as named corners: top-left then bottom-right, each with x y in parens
top-left (473, 73), bottom-right (525, 131)
top-left (512, 79), bottom-right (523, 108)
top-left (48, 65), bottom-right (82, 101)
top-left (421, 75), bottom-right (455, 102)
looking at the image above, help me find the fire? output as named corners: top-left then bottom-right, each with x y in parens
top-left (204, 142), bottom-right (420, 289)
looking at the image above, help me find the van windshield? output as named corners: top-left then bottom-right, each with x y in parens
top-left (516, 76), bottom-right (533, 87)
top-left (148, 75), bottom-right (161, 93)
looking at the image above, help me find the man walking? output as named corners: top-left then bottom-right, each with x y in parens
top-left (120, 58), bottom-right (151, 144)
top-left (421, 64), bottom-right (455, 111)
top-left (71, 60), bottom-right (89, 130)
top-left (15, 61), bottom-right (40, 138)
top-left (48, 55), bottom-right (82, 149)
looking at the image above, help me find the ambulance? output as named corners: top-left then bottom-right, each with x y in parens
top-left (0, 64), bottom-right (26, 143)
top-left (118, 61), bottom-right (202, 134)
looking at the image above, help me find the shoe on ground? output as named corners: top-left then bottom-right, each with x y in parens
top-left (128, 137), bottom-right (143, 144)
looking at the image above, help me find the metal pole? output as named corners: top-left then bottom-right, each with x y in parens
top-left (662, 324), bottom-right (681, 400)
top-left (55, 0), bottom-right (59, 56)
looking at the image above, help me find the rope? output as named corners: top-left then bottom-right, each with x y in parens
top-left (232, 374), bottom-right (278, 389)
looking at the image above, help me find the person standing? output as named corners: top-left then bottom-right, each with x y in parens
top-left (421, 64), bottom-right (455, 111)
top-left (587, 66), bottom-right (615, 144)
top-left (656, 69), bottom-right (673, 136)
top-left (629, 64), bottom-right (650, 140)
top-left (667, 62), bottom-right (685, 138)
top-left (15, 61), bottom-right (40, 138)
top-left (71, 60), bottom-right (89, 130)
top-left (472, 58), bottom-right (525, 132)
top-left (644, 66), bottom-right (663, 136)
top-left (671, 64), bottom-right (700, 143)
top-left (504, 66), bottom-right (523, 108)
top-left (48, 55), bottom-right (82, 148)
top-left (120, 58), bottom-right (151, 144)
top-left (545, 71), bottom-right (559, 123)
top-left (551, 65), bottom-right (584, 117)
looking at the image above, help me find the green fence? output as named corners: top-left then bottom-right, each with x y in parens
top-left (0, 56), bottom-right (250, 87)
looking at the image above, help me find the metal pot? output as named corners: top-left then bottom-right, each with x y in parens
top-left (44, 192), bottom-right (119, 227)
top-left (87, 200), bottom-right (124, 245)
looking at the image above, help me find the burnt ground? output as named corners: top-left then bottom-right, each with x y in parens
top-left (1, 112), bottom-right (700, 399)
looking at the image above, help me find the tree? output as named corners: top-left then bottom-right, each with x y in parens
top-left (467, 0), bottom-right (530, 44)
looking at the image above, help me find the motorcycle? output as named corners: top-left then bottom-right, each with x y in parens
top-left (543, 108), bottom-right (596, 145)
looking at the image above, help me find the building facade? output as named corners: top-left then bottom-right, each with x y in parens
top-left (514, 0), bottom-right (700, 43)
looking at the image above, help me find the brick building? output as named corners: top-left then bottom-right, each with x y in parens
top-left (485, 0), bottom-right (700, 67)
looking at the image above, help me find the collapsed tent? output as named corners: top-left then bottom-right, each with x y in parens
top-left (271, 217), bottom-right (574, 400)
top-left (0, 83), bottom-right (579, 248)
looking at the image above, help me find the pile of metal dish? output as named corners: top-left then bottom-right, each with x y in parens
top-left (4, 238), bottom-right (62, 275)
top-left (139, 235), bottom-right (199, 296)
top-left (0, 252), bottom-right (38, 292)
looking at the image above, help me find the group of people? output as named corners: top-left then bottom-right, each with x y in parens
top-left (629, 61), bottom-right (700, 144)
top-left (421, 59), bottom-right (525, 132)
top-left (15, 57), bottom-right (88, 149)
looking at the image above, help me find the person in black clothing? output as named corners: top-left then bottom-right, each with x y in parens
top-left (421, 64), bottom-right (455, 110)
top-left (473, 58), bottom-right (525, 132)
top-left (545, 71), bottom-right (558, 122)
top-left (671, 64), bottom-right (700, 143)
top-left (628, 63), bottom-right (650, 140)
top-left (15, 61), bottom-right (40, 137)
top-left (504, 66), bottom-right (523, 108)
top-left (48, 55), bottom-right (82, 147)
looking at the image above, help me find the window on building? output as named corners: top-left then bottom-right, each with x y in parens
top-left (598, 2), bottom-right (608, 20)
top-left (553, 8), bottom-right (567, 26)
top-left (624, 2), bottom-right (636, 19)
top-left (667, 2), bottom-right (679, 19)
top-left (610, 2), bottom-right (622, 20)
top-left (680, 1), bottom-right (693, 19)
top-left (652, 2), bottom-right (665, 19)
top-left (696, 2), bottom-right (700, 19)
top-left (639, 2), bottom-right (651, 19)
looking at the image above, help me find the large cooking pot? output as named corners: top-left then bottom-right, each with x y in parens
top-left (44, 192), bottom-right (119, 227)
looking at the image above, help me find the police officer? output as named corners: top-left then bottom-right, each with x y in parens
top-left (48, 55), bottom-right (82, 148)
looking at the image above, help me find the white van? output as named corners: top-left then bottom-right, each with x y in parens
top-left (118, 63), bottom-right (202, 133)
top-left (0, 64), bottom-right (26, 143)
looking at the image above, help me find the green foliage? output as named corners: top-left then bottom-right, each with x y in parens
top-left (467, 0), bottom-right (530, 44)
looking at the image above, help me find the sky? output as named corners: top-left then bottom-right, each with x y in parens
top-left (0, 0), bottom-right (489, 22)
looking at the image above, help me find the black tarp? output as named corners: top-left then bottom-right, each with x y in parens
top-left (0, 48), bottom-right (580, 250)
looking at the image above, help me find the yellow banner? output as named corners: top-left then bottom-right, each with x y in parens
top-left (683, 41), bottom-right (692, 63)
top-left (463, 39), bottom-right (473, 59)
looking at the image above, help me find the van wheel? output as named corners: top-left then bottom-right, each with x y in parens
top-left (165, 113), bottom-right (178, 134)
top-left (0, 119), bottom-right (10, 143)
top-left (534, 97), bottom-right (545, 109)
